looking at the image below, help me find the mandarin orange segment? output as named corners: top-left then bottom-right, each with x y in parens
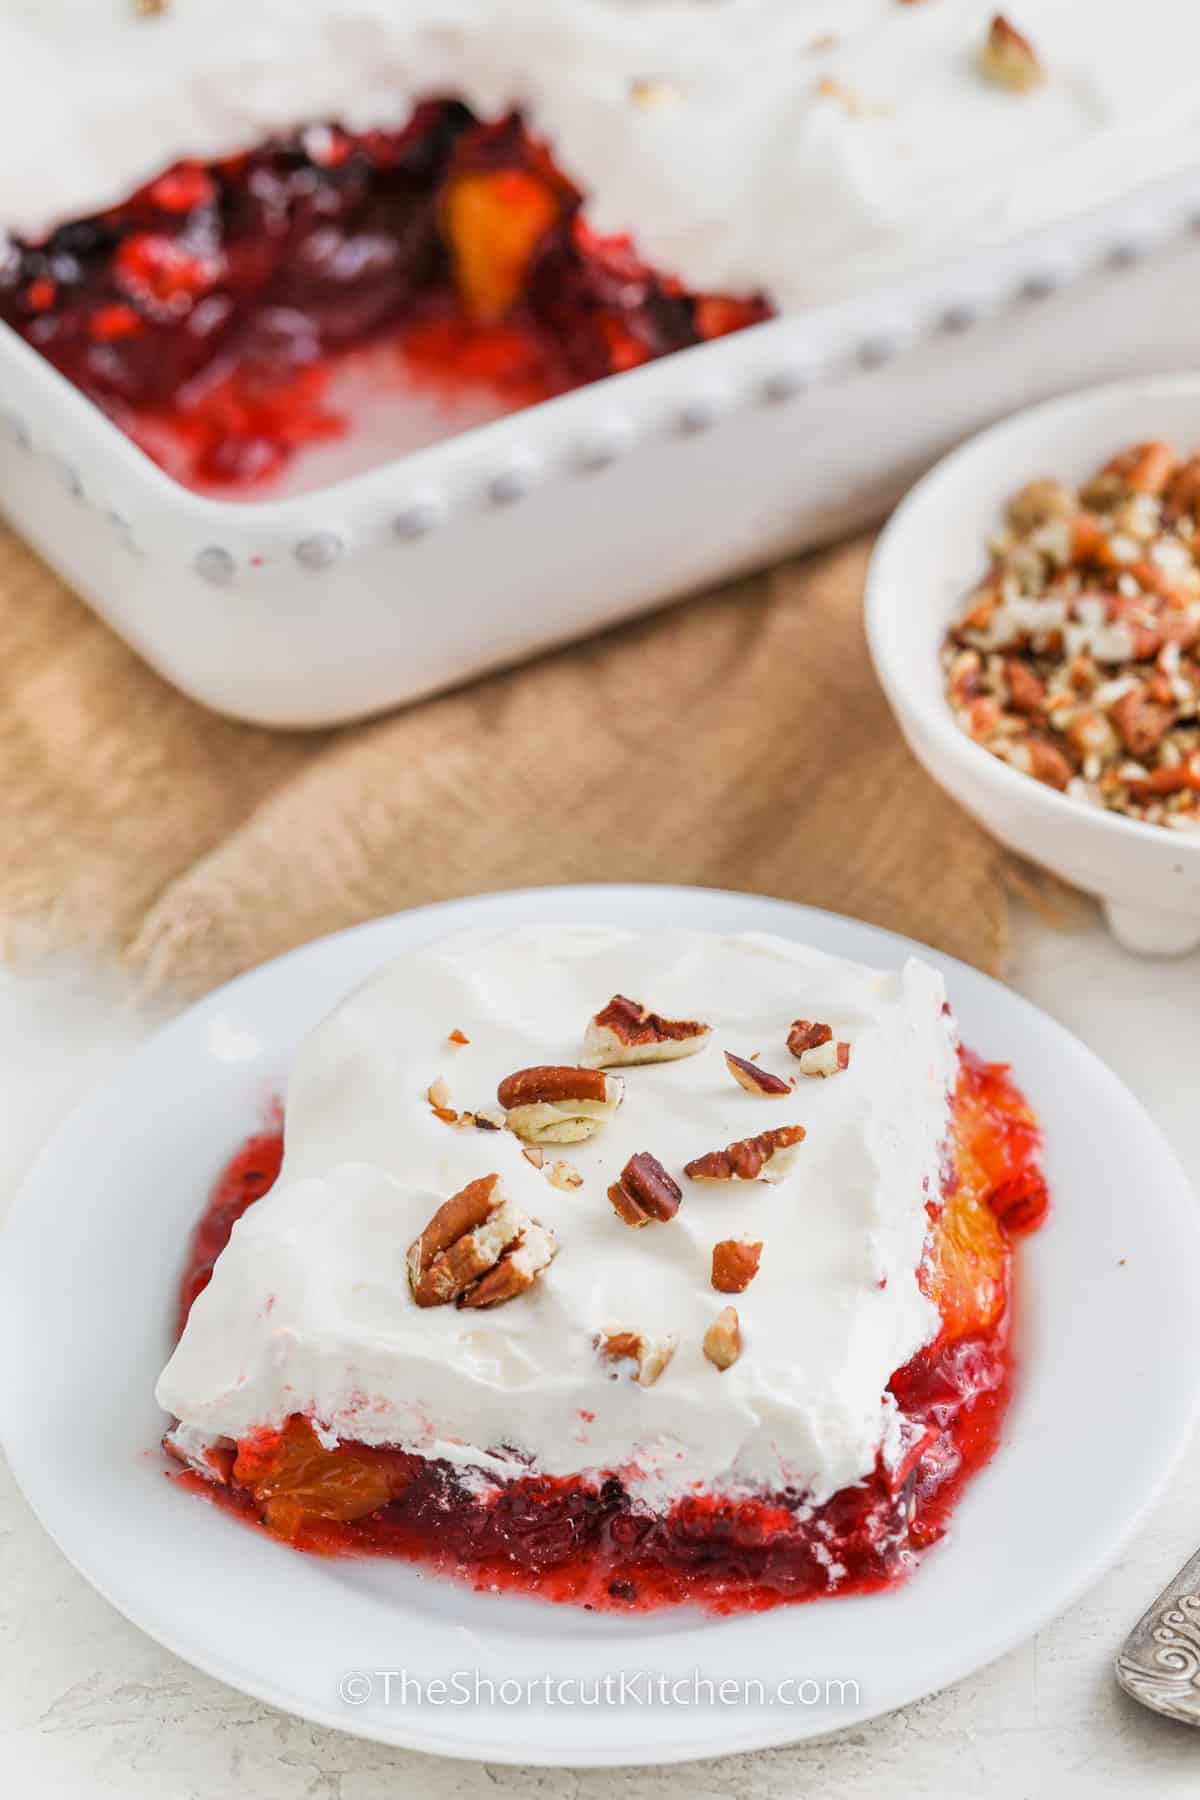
top-left (233, 1416), bottom-right (412, 1539)
top-left (922, 1167), bottom-right (1008, 1346)
top-left (441, 168), bottom-right (562, 321)
top-left (921, 1056), bottom-right (1039, 1344)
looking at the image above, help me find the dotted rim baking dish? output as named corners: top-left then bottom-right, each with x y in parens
top-left (4, 167), bottom-right (1200, 727)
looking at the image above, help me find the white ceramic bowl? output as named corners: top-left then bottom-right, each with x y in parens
top-left (866, 373), bottom-right (1200, 958)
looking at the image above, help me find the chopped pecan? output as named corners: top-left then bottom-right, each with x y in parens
top-left (1069, 513), bottom-right (1109, 563)
top-left (1018, 736), bottom-right (1073, 792)
top-left (1006, 478), bottom-right (1075, 534)
top-left (711, 1238), bottom-right (763, 1293)
top-left (799, 1038), bottom-right (851, 1079)
top-left (607, 1152), bottom-right (682, 1227)
top-left (406, 1175), bottom-right (556, 1308)
top-left (457, 1108), bottom-right (505, 1133)
top-left (944, 433), bottom-right (1200, 827)
top-left (724, 1051), bottom-right (791, 1096)
top-left (594, 1328), bottom-right (678, 1387)
top-left (1128, 751), bottom-right (1200, 797)
top-left (1110, 687), bottom-right (1175, 759)
top-left (1004, 658), bottom-right (1046, 716)
top-left (787, 1019), bottom-right (831, 1057)
top-left (947, 647), bottom-right (984, 708)
top-left (702, 1307), bottom-right (742, 1371)
top-left (408, 1174), bottom-right (507, 1304)
top-left (428, 1079), bottom-right (504, 1132)
top-left (546, 1158), bottom-right (584, 1191)
top-left (978, 14), bottom-right (1043, 91)
top-left (1164, 455), bottom-right (1200, 524)
top-left (788, 1023), bottom-right (851, 1077)
top-left (459, 1220), bottom-right (558, 1309)
top-left (1087, 441), bottom-right (1177, 503)
top-left (685, 1124), bottom-right (806, 1183)
top-left (426, 1077), bottom-right (458, 1124)
top-left (582, 995), bottom-right (711, 1068)
top-left (498, 1065), bottom-right (623, 1143)
top-left (1065, 710), bottom-right (1118, 765)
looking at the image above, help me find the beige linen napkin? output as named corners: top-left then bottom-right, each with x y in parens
top-left (0, 522), bottom-right (1012, 997)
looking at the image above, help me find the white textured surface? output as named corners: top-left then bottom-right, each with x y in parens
top-left (159, 927), bottom-right (953, 1506)
top-left (2, 902), bottom-right (1200, 1792)
top-left (11, 0), bottom-right (1200, 307)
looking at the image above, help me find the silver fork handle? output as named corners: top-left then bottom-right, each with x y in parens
top-left (1116, 1547), bottom-right (1200, 1726)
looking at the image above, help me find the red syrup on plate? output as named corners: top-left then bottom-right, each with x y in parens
top-left (169, 1050), bottom-right (1047, 1613)
top-left (1, 102), bottom-right (770, 492)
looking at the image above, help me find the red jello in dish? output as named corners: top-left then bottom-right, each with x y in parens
top-left (157, 928), bottom-right (1047, 1616)
top-left (0, 103), bottom-right (768, 491)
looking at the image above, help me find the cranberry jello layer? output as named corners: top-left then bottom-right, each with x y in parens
top-left (0, 103), bottom-right (767, 489)
top-left (158, 926), bottom-right (1047, 1612)
top-left (11, 4), bottom-right (1200, 487)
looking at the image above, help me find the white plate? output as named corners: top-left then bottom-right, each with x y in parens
top-left (2, 885), bottom-right (1198, 1768)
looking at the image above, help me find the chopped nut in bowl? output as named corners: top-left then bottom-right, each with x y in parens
top-left (867, 375), bottom-right (1200, 957)
top-left (941, 441), bottom-right (1200, 831)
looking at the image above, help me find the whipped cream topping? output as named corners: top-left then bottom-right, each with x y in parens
top-left (7, 2), bottom-right (1200, 309)
top-left (157, 925), bottom-right (957, 1508)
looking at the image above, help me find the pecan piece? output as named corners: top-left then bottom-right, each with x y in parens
top-left (685, 1125), bottom-right (806, 1183)
top-left (787, 1022), bottom-right (851, 1078)
top-left (1110, 687), bottom-right (1175, 759)
top-left (1065, 709), bottom-right (1118, 765)
top-left (582, 995), bottom-right (711, 1068)
top-left (427, 1077), bottom-right (458, 1123)
top-left (498, 1065), bottom-right (623, 1143)
top-left (797, 1038), bottom-right (851, 1078)
top-left (459, 1220), bottom-right (558, 1309)
top-left (1164, 455), bottom-right (1200, 524)
top-left (457, 1108), bottom-right (505, 1132)
top-left (711, 1238), bottom-right (763, 1293)
top-left (1087, 440), bottom-right (1178, 502)
top-left (594, 1328), bottom-right (678, 1387)
top-left (703, 1307), bottom-right (742, 1371)
top-left (607, 1152), bottom-right (682, 1228)
top-left (1007, 478), bottom-right (1075, 534)
top-left (787, 1019), bottom-right (831, 1056)
top-left (406, 1175), bottom-right (556, 1308)
top-left (947, 647), bottom-right (984, 707)
top-left (724, 1051), bottom-right (791, 1096)
top-left (978, 14), bottom-right (1043, 92)
top-left (1128, 751), bottom-right (1200, 798)
top-left (407, 1174), bottom-right (510, 1304)
top-left (428, 1079), bottom-right (504, 1132)
top-left (1004, 658), bottom-right (1046, 717)
top-left (1017, 736), bottom-right (1073, 792)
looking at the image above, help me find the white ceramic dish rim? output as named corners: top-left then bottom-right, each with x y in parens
top-left (1, 883), bottom-right (1199, 1768)
top-left (5, 164), bottom-right (1200, 565)
top-left (865, 371), bottom-right (1200, 865)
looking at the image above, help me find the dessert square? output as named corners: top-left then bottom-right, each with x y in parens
top-left (158, 925), bottom-right (1047, 1612)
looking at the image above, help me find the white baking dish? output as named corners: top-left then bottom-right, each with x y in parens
top-left (5, 168), bottom-right (1200, 728)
